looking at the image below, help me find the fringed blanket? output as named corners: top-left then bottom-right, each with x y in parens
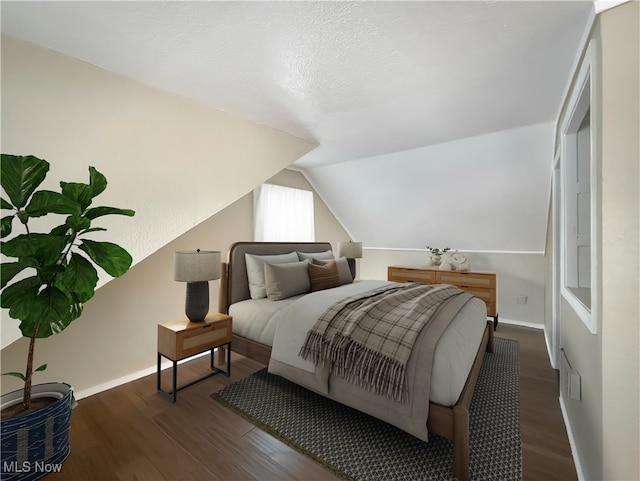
top-left (299, 283), bottom-right (464, 402)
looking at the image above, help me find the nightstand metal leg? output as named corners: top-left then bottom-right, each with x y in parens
top-left (156, 353), bottom-right (161, 392)
top-left (171, 360), bottom-right (178, 403)
top-left (157, 342), bottom-right (232, 403)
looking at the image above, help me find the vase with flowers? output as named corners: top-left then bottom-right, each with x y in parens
top-left (425, 246), bottom-right (450, 266)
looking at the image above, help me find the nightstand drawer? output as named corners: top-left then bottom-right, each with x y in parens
top-left (178, 321), bottom-right (231, 358)
top-left (158, 314), bottom-right (232, 361)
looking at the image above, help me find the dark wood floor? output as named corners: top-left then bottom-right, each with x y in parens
top-left (48, 324), bottom-right (576, 481)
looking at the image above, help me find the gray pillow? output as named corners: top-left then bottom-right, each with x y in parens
top-left (297, 250), bottom-right (334, 261)
top-left (264, 260), bottom-right (311, 301)
top-left (245, 252), bottom-right (299, 299)
top-left (313, 256), bottom-right (353, 285)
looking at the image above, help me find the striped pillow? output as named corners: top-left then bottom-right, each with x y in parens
top-left (308, 261), bottom-right (341, 292)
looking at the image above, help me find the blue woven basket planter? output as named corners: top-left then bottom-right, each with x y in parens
top-left (1, 383), bottom-right (76, 481)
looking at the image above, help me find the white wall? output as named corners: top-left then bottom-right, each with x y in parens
top-left (552, 3), bottom-right (639, 480)
top-left (599, 3), bottom-right (639, 479)
top-left (0, 169), bottom-right (349, 398)
top-left (304, 122), bottom-right (555, 253)
top-left (360, 249), bottom-right (546, 326)
top-left (1, 36), bottom-right (316, 348)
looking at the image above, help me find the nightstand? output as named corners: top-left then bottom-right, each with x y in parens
top-left (157, 312), bottom-right (232, 402)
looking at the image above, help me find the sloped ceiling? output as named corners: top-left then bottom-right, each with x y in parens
top-left (1, 1), bottom-right (594, 252)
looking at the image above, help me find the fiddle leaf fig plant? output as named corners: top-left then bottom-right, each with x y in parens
top-left (1, 154), bottom-right (135, 412)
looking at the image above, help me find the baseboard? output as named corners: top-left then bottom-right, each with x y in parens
top-left (498, 317), bottom-right (545, 330)
top-left (75, 351), bottom-right (210, 400)
top-left (544, 325), bottom-right (559, 369)
top-left (560, 392), bottom-right (586, 481)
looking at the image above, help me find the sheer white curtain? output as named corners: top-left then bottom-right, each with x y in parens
top-left (254, 183), bottom-right (314, 241)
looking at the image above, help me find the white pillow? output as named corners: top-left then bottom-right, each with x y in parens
top-left (297, 250), bottom-right (334, 261)
top-left (245, 252), bottom-right (299, 299)
top-left (264, 260), bottom-right (310, 301)
top-left (313, 256), bottom-right (353, 285)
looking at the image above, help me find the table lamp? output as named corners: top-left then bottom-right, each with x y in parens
top-left (174, 249), bottom-right (221, 322)
top-left (337, 241), bottom-right (362, 279)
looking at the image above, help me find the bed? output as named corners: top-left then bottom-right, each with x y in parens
top-left (218, 241), bottom-right (494, 481)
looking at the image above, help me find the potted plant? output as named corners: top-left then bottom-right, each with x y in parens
top-left (0, 154), bottom-right (135, 480)
top-left (425, 246), bottom-right (450, 266)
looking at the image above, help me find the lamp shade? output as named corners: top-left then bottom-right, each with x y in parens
top-left (174, 250), bottom-right (221, 282)
top-left (337, 241), bottom-right (363, 259)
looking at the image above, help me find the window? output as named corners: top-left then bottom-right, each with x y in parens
top-left (560, 39), bottom-right (600, 333)
top-left (253, 183), bottom-right (314, 241)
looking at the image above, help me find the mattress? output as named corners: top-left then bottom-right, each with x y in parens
top-left (229, 294), bottom-right (303, 346)
top-left (229, 280), bottom-right (487, 406)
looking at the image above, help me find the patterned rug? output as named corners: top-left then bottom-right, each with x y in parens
top-left (211, 338), bottom-right (521, 481)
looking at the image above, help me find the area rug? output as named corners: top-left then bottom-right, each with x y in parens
top-left (211, 338), bottom-right (521, 481)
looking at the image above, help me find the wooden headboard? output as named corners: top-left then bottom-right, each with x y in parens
top-left (218, 241), bottom-right (333, 313)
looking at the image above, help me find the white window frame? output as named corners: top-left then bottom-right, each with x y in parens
top-left (559, 39), bottom-right (601, 334)
top-left (253, 183), bottom-right (314, 242)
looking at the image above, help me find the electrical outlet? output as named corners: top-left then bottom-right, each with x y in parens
top-left (516, 295), bottom-right (528, 305)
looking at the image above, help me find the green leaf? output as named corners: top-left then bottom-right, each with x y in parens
top-left (50, 224), bottom-right (73, 236)
top-left (22, 286), bottom-right (73, 338)
top-left (25, 190), bottom-right (81, 217)
top-left (84, 206), bottom-right (135, 220)
top-left (1, 197), bottom-right (13, 210)
top-left (2, 233), bottom-right (70, 266)
top-left (1, 215), bottom-right (13, 238)
top-left (0, 154), bottom-right (49, 209)
top-left (89, 167), bottom-right (107, 198)
top-left (54, 253), bottom-right (98, 301)
top-left (2, 372), bottom-right (26, 381)
top-left (61, 182), bottom-right (93, 211)
top-left (79, 239), bottom-right (133, 277)
top-left (69, 297), bottom-right (84, 320)
top-left (78, 227), bottom-right (106, 235)
top-left (35, 364), bottom-right (47, 373)
top-left (65, 214), bottom-right (91, 232)
top-left (1, 276), bottom-right (40, 320)
top-left (0, 261), bottom-right (28, 289)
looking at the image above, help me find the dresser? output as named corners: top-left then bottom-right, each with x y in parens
top-left (387, 265), bottom-right (498, 330)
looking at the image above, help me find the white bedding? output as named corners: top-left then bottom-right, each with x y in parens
top-left (230, 280), bottom-right (487, 406)
top-left (229, 294), bottom-right (303, 346)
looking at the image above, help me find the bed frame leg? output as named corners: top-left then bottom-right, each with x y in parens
top-left (452, 405), bottom-right (470, 481)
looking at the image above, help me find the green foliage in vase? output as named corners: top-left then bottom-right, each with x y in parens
top-left (426, 246), bottom-right (451, 256)
top-left (1, 154), bottom-right (135, 411)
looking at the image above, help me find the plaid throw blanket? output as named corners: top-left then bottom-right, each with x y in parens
top-left (299, 283), bottom-right (464, 402)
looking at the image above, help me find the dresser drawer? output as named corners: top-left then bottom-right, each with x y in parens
top-left (388, 265), bottom-right (498, 319)
top-left (458, 287), bottom-right (497, 316)
top-left (437, 271), bottom-right (496, 289)
top-left (388, 267), bottom-right (437, 284)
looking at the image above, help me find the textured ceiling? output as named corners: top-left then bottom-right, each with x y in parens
top-left (1, 1), bottom-right (593, 169)
top-left (1, 1), bottom-right (597, 253)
